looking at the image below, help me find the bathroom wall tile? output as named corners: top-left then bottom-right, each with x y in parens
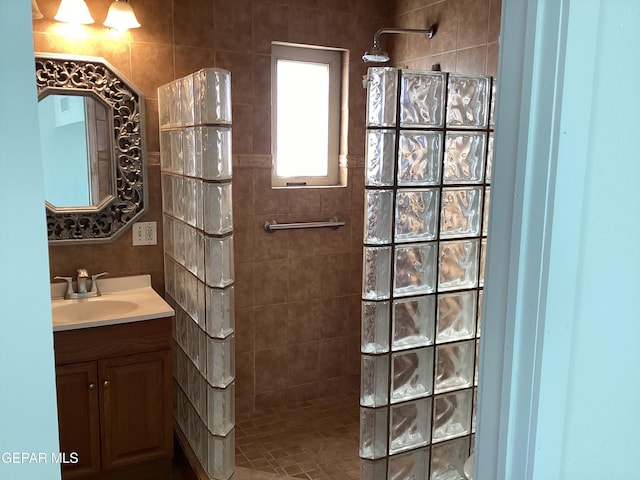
top-left (92, 234), bottom-right (139, 277)
top-left (253, 3), bottom-right (289, 54)
top-left (233, 216), bottom-right (255, 265)
top-left (394, 0), bottom-right (440, 15)
top-left (288, 342), bottom-right (319, 385)
top-left (287, 300), bottom-right (323, 344)
top-left (320, 254), bottom-right (351, 298)
top-left (231, 104), bottom-right (255, 155)
top-left (426, 1), bottom-right (459, 55)
top-left (232, 168), bottom-right (254, 216)
top-left (252, 54), bottom-right (272, 106)
top-left (319, 299), bottom-right (350, 339)
top-left (145, 100), bottom-right (160, 152)
top-left (288, 7), bottom-right (328, 46)
top-left (288, 256), bottom-right (323, 301)
top-left (325, 11), bottom-right (355, 49)
top-left (319, 337), bottom-right (350, 378)
top-left (320, 186), bottom-right (351, 214)
top-left (235, 307), bottom-right (255, 353)
top-left (252, 105), bottom-right (271, 154)
top-left (48, 245), bottom-right (94, 278)
top-left (235, 395), bottom-right (254, 415)
top-left (287, 384), bottom-right (319, 404)
top-left (254, 259), bottom-right (289, 306)
top-left (286, 214), bottom-right (350, 258)
top-left (131, 42), bottom-right (174, 99)
top-left (129, 0), bottom-right (173, 45)
top-left (236, 351), bottom-right (255, 398)
top-left (254, 304), bottom-right (289, 349)
top-left (287, 189), bottom-right (321, 214)
top-left (457, 0), bottom-right (489, 48)
top-left (174, 46), bottom-right (216, 79)
top-left (428, 51), bottom-right (458, 73)
top-left (255, 347), bottom-right (288, 393)
top-left (488, 0), bottom-right (502, 43)
top-left (234, 261), bottom-right (255, 309)
top-left (487, 42), bottom-right (499, 77)
top-left (253, 168), bottom-right (290, 215)
top-left (456, 45), bottom-right (488, 74)
top-left (255, 389), bottom-right (288, 411)
top-left (254, 215), bottom-right (289, 261)
top-left (173, 0), bottom-right (215, 48)
top-left (214, 0), bottom-right (253, 52)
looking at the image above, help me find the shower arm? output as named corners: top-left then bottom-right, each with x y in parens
top-left (371, 26), bottom-right (436, 49)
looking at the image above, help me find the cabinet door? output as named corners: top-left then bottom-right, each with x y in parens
top-left (55, 362), bottom-right (101, 478)
top-left (99, 350), bottom-right (172, 470)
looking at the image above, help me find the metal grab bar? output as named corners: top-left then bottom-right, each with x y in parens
top-left (263, 216), bottom-right (345, 233)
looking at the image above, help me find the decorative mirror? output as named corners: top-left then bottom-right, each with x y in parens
top-left (35, 53), bottom-right (147, 243)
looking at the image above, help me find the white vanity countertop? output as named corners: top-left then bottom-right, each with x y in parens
top-left (51, 275), bottom-right (175, 332)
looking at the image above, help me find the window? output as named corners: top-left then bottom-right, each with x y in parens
top-left (271, 43), bottom-right (348, 187)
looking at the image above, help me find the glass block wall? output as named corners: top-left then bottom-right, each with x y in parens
top-left (158, 69), bottom-right (235, 480)
top-left (360, 67), bottom-right (495, 480)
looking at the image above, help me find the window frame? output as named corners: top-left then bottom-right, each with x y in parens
top-left (271, 42), bottom-right (348, 188)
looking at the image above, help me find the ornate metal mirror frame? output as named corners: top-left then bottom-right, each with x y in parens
top-left (36, 53), bottom-right (147, 244)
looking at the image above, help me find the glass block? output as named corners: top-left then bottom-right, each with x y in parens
top-left (475, 340), bottom-right (480, 386)
top-left (365, 130), bottom-right (396, 187)
top-left (391, 347), bottom-right (433, 403)
top-left (207, 430), bottom-right (235, 480)
top-left (472, 389), bottom-right (477, 432)
top-left (174, 219), bottom-right (185, 265)
top-left (388, 447), bottom-right (429, 480)
top-left (196, 370), bottom-right (208, 420)
top-left (160, 130), bottom-right (172, 171)
top-left (199, 126), bottom-right (233, 181)
top-left (184, 177), bottom-right (198, 227)
top-left (360, 354), bottom-right (389, 407)
top-left (183, 127), bottom-right (197, 177)
top-left (400, 70), bottom-right (446, 127)
top-left (394, 243), bottom-right (437, 297)
top-left (436, 291), bottom-right (477, 344)
top-left (170, 129), bottom-right (184, 175)
top-left (362, 301), bottom-right (390, 354)
top-left (483, 187), bottom-right (490, 236)
top-left (175, 308), bottom-right (188, 356)
top-left (158, 82), bottom-right (171, 130)
top-left (181, 73), bottom-right (195, 126)
top-left (175, 380), bottom-right (189, 433)
top-left (479, 239), bottom-right (487, 287)
top-left (393, 295), bottom-right (435, 350)
top-left (364, 189), bottom-right (393, 245)
top-left (165, 256), bottom-right (176, 299)
top-left (196, 231), bottom-right (206, 283)
top-left (206, 285), bottom-right (235, 339)
top-left (440, 187), bottom-right (482, 239)
top-left (169, 79), bottom-right (182, 128)
top-left (204, 235), bottom-right (235, 288)
top-left (438, 240), bottom-right (479, 292)
top-left (194, 68), bottom-right (232, 126)
top-left (486, 132), bottom-right (494, 183)
top-left (489, 79), bottom-right (497, 127)
top-left (173, 175), bottom-right (185, 222)
top-left (446, 74), bottom-right (490, 129)
top-left (433, 390), bottom-right (472, 442)
top-left (203, 182), bottom-right (233, 235)
top-left (361, 458), bottom-right (387, 480)
top-left (163, 215), bottom-right (174, 258)
top-left (477, 292), bottom-right (483, 337)
top-left (195, 281), bottom-right (206, 326)
top-left (363, 246), bottom-right (392, 300)
top-left (162, 174), bottom-right (173, 216)
top-left (431, 436), bottom-right (470, 480)
top-left (207, 383), bottom-right (235, 436)
top-left (397, 131), bottom-right (442, 186)
top-left (366, 67), bottom-right (398, 127)
top-left (443, 132), bottom-right (486, 184)
top-left (206, 335), bottom-right (235, 388)
top-left (434, 341), bottom-right (475, 393)
top-left (360, 407), bottom-right (389, 459)
top-left (389, 398), bottom-right (431, 454)
top-left (395, 189), bottom-right (439, 242)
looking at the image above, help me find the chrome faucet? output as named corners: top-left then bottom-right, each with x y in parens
top-left (55, 269), bottom-right (108, 299)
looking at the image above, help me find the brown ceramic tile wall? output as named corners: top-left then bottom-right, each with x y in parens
top-left (33, 0), bottom-right (500, 414)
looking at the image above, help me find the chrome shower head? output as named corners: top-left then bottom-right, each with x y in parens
top-left (362, 25), bottom-right (437, 64)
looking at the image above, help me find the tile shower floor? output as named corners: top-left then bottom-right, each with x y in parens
top-left (235, 394), bottom-right (361, 480)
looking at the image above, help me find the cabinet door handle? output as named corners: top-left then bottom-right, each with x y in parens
top-left (103, 380), bottom-right (110, 387)
top-left (88, 383), bottom-right (95, 390)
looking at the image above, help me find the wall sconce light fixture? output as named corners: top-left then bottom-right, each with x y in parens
top-left (54, 0), bottom-right (95, 24)
top-left (104, 0), bottom-right (141, 31)
top-left (32, 0), bottom-right (44, 20)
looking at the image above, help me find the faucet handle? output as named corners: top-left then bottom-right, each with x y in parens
top-left (77, 268), bottom-right (89, 278)
top-left (90, 272), bottom-right (109, 294)
top-left (54, 276), bottom-right (74, 297)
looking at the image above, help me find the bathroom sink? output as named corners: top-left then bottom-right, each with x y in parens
top-left (53, 299), bottom-right (138, 323)
top-left (51, 275), bottom-right (174, 331)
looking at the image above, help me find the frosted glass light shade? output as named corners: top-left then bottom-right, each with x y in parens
top-left (32, 0), bottom-right (44, 19)
top-left (104, 0), bottom-right (141, 31)
top-left (55, 0), bottom-right (94, 24)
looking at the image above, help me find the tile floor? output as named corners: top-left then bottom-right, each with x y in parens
top-left (235, 394), bottom-right (361, 480)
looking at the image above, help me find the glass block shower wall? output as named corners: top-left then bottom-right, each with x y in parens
top-left (360, 68), bottom-right (495, 480)
top-left (158, 69), bottom-right (235, 480)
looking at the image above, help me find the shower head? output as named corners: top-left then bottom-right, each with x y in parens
top-left (362, 25), bottom-right (437, 63)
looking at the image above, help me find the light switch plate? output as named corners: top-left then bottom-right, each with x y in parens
top-left (132, 221), bottom-right (157, 246)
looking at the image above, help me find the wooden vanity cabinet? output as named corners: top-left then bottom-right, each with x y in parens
top-left (54, 318), bottom-right (173, 480)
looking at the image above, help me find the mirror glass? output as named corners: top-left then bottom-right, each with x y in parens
top-left (36, 54), bottom-right (146, 244)
top-left (38, 94), bottom-right (113, 209)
